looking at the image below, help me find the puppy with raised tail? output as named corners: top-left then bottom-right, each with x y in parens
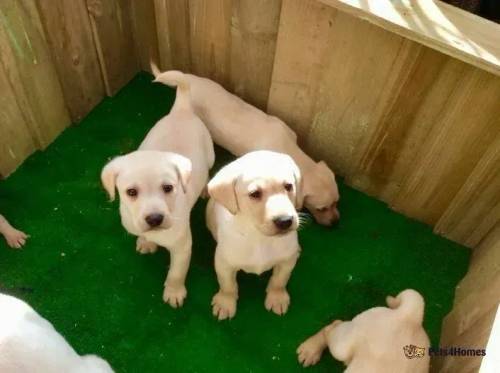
top-left (206, 151), bottom-right (302, 320)
top-left (151, 69), bottom-right (339, 226)
top-left (297, 289), bottom-right (430, 372)
top-left (101, 71), bottom-right (214, 308)
top-left (0, 294), bottom-right (113, 373)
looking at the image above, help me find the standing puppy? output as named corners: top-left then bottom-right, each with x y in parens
top-left (206, 151), bottom-right (302, 320)
top-left (0, 294), bottom-right (113, 373)
top-left (0, 214), bottom-right (28, 248)
top-left (153, 70), bottom-right (339, 226)
top-left (297, 289), bottom-right (430, 372)
top-left (101, 75), bottom-right (214, 308)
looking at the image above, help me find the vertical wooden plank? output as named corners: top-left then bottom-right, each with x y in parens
top-left (188, 0), bottom-right (232, 88)
top-left (165, 0), bottom-right (192, 71)
top-left (434, 136), bottom-right (500, 247)
top-left (0, 0), bottom-right (70, 149)
top-left (130, 0), bottom-right (159, 73)
top-left (87, 0), bottom-right (138, 95)
top-left (153, 0), bottom-right (173, 70)
top-left (0, 61), bottom-right (37, 177)
top-left (36, 0), bottom-right (105, 122)
top-left (230, 0), bottom-right (282, 110)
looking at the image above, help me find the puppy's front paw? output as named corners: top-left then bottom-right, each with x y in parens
top-left (265, 289), bottom-right (290, 315)
top-left (297, 338), bottom-right (323, 367)
top-left (136, 237), bottom-right (158, 254)
top-left (211, 291), bottom-right (237, 320)
top-left (163, 285), bottom-right (187, 308)
top-left (4, 228), bottom-right (28, 249)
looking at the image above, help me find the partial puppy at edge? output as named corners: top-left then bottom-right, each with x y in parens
top-left (0, 214), bottom-right (28, 249)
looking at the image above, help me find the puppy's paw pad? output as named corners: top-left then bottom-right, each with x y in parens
top-left (297, 340), bottom-right (323, 367)
top-left (163, 285), bottom-right (187, 308)
top-left (5, 229), bottom-right (28, 249)
top-left (136, 238), bottom-right (158, 254)
top-left (265, 289), bottom-right (290, 315)
top-left (211, 292), bottom-right (237, 320)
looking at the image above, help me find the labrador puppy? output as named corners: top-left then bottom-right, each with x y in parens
top-left (206, 151), bottom-right (302, 320)
top-left (297, 289), bottom-right (430, 372)
top-left (0, 214), bottom-right (28, 248)
top-left (0, 294), bottom-right (113, 373)
top-left (153, 69), bottom-right (339, 226)
top-left (101, 73), bottom-right (214, 308)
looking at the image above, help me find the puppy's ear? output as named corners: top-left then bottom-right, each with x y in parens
top-left (207, 162), bottom-right (241, 214)
top-left (101, 156), bottom-right (124, 201)
top-left (169, 154), bottom-right (192, 193)
top-left (291, 160), bottom-right (304, 209)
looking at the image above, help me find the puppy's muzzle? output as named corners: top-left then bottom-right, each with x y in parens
top-left (273, 215), bottom-right (294, 231)
top-left (145, 213), bottom-right (164, 228)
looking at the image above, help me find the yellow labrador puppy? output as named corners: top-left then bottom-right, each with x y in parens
top-left (297, 289), bottom-right (430, 372)
top-left (206, 151), bottom-right (302, 320)
top-left (153, 69), bottom-right (339, 226)
top-left (0, 214), bottom-right (28, 248)
top-left (101, 75), bottom-right (214, 308)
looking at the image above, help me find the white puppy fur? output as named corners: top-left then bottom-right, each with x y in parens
top-left (0, 214), bottom-right (28, 248)
top-left (101, 74), bottom-right (214, 308)
top-left (297, 289), bottom-right (430, 372)
top-left (153, 69), bottom-right (339, 226)
top-left (206, 151), bottom-right (302, 320)
top-left (0, 294), bottom-right (113, 373)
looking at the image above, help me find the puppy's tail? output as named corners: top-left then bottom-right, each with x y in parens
top-left (151, 61), bottom-right (191, 111)
top-left (386, 289), bottom-right (425, 325)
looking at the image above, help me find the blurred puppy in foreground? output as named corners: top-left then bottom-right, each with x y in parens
top-left (0, 214), bottom-right (28, 248)
top-left (297, 289), bottom-right (430, 372)
top-left (0, 294), bottom-right (113, 373)
top-left (206, 151), bottom-right (303, 320)
top-left (101, 67), bottom-right (214, 308)
top-left (152, 69), bottom-right (340, 226)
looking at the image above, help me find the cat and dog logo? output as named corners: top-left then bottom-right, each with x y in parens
top-left (403, 345), bottom-right (426, 359)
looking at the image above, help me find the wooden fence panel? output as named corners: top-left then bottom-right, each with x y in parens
top-left (36, 0), bottom-right (105, 122)
top-left (131, 0), bottom-right (159, 73)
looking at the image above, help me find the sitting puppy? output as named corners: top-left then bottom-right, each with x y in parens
top-left (206, 151), bottom-right (302, 320)
top-left (0, 294), bottom-right (113, 373)
top-left (152, 69), bottom-right (339, 226)
top-left (0, 214), bottom-right (28, 248)
top-left (101, 73), bottom-right (214, 308)
top-left (297, 289), bottom-right (430, 372)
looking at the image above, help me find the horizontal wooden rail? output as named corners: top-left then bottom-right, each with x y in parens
top-left (319, 0), bottom-right (500, 77)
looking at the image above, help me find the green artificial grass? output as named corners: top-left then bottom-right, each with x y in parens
top-left (0, 73), bottom-right (470, 372)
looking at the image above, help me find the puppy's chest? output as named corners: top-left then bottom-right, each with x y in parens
top-left (219, 233), bottom-right (298, 275)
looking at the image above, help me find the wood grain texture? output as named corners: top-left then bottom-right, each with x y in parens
top-left (36, 0), bottom-right (104, 122)
top-left (87, 0), bottom-right (138, 95)
top-left (0, 0), bottom-right (70, 151)
top-left (319, 0), bottom-right (500, 77)
top-left (131, 0), bottom-right (160, 73)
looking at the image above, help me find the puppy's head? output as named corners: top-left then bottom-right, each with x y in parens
top-left (208, 151), bottom-right (302, 236)
top-left (303, 161), bottom-right (340, 226)
top-left (101, 150), bottom-right (191, 234)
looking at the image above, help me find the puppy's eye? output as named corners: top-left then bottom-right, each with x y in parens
top-left (284, 183), bottom-right (293, 192)
top-left (316, 207), bottom-right (328, 212)
top-left (126, 188), bottom-right (138, 197)
top-left (249, 190), bottom-right (262, 200)
top-left (162, 184), bottom-right (173, 194)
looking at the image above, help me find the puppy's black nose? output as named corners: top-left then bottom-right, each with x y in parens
top-left (273, 215), bottom-right (293, 230)
top-left (145, 213), bottom-right (164, 228)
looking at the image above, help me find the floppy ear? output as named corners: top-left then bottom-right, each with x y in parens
top-left (291, 160), bottom-right (304, 209)
top-left (207, 161), bottom-right (241, 214)
top-left (169, 154), bottom-right (192, 193)
top-left (101, 156), bottom-right (124, 201)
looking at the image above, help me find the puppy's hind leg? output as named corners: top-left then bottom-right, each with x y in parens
top-left (0, 214), bottom-right (28, 249)
top-left (212, 254), bottom-right (238, 320)
top-left (265, 252), bottom-right (299, 315)
top-left (136, 236), bottom-right (158, 254)
top-left (163, 231), bottom-right (192, 308)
